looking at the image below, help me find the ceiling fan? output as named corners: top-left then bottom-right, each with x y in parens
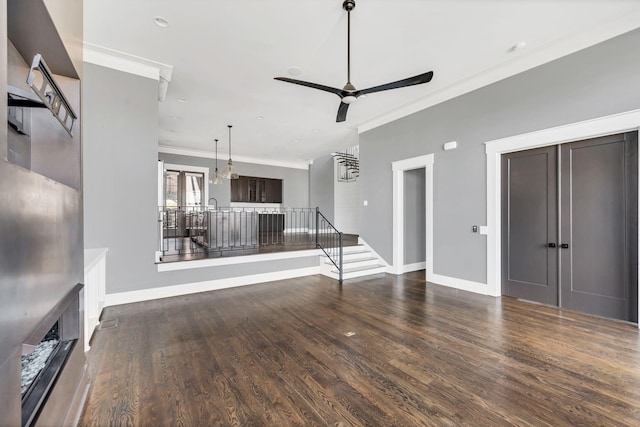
top-left (274, 0), bottom-right (434, 123)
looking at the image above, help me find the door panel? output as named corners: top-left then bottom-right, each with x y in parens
top-left (502, 146), bottom-right (558, 304)
top-left (560, 133), bottom-right (638, 321)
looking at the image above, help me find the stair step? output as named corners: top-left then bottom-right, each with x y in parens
top-left (320, 250), bottom-right (370, 260)
top-left (332, 264), bottom-right (386, 274)
top-left (318, 245), bottom-right (365, 255)
top-left (325, 256), bottom-right (378, 266)
top-left (340, 249), bottom-right (370, 256)
top-left (325, 265), bottom-right (386, 280)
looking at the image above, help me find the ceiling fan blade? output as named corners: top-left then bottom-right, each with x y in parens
top-left (274, 77), bottom-right (343, 97)
top-left (336, 102), bottom-right (350, 122)
top-left (359, 71), bottom-right (434, 96)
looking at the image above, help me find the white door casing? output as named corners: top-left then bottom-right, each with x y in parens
top-left (391, 154), bottom-right (434, 275)
top-left (485, 109), bottom-right (640, 315)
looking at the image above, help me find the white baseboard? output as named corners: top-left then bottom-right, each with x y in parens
top-left (427, 272), bottom-right (490, 296)
top-left (105, 266), bottom-right (320, 307)
top-left (403, 262), bottom-right (426, 273)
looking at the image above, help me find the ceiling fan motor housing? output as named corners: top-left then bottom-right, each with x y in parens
top-left (343, 0), bottom-right (356, 12)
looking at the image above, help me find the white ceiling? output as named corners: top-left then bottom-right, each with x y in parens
top-left (83, 0), bottom-right (640, 166)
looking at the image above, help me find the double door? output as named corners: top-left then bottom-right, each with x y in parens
top-left (502, 132), bottom-right (638, 322)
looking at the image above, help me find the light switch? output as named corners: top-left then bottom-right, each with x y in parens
top-left (479, 226), bottom-right (488, 235)
top-left (363, 200), bottom-right (368, 206)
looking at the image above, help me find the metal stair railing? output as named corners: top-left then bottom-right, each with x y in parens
top-left (315, 207), bottom-right (343, 283)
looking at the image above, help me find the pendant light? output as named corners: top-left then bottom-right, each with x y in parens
top-left (222, 125), bottom-right (238, 179)
top-left (210, 138), bottom-right (223, 184)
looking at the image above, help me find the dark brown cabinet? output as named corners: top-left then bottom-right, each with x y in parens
top-left (231, 176), bottom-right (283, 203)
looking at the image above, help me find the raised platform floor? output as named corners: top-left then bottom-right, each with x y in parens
top-left (159, 233), bottom-right (360, 263)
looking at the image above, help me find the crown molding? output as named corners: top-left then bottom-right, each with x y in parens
top-left (83, 42), bottom-right (173, 101)
top-left (158, 145), bottom-right (309, 170)
top-left (358, 8), bottom-right (640, 134)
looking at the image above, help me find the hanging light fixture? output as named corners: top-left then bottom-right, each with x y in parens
top-left (210, 138), bottom-right (223, 184)
top-left (222, 125), bottom-right (239, 179)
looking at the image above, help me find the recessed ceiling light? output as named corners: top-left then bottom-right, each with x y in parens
top-left (177, 97), bottom-right (187, 103)
top-left (288, 66), bottom-right (303, 76)
top-left (256, 116), bottom-right (264, 120)
top-left (293, 139), bottom-right (300, 143)
top-left (313, 129), bottom-right (320, 133)
top-left (153, 16), bottom-right (170, 28)
top-left (170, 116), bottom-right (179, 120)
top-left (509, 41), bottom-right (527, 53)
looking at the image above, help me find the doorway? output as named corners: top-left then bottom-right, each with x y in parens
top-left (391, 154), bottom-right (433, 275)
top-left (502, 132), bottom-right (638, 321)
top-left (403, 168), bottom-right (426, 271)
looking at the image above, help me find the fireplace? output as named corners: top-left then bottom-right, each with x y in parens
top-left (19, 284), bottom-right (85, 427)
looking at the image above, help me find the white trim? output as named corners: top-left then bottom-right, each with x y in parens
top-left (485, 109), bottom-right (640, 301)
top-left (358, 9), bottom-right (640, 133)
top-left (105, 266), bottom-right (320, 307)
top-left (84, 248), bottom-right (108, 275)
top-left (158, 248), bottom-right (322, 272)
top-left (164, 163), bottom-right (209, 174)
top-left (158, 145), bottom-right (309, 170)
top-left (83, 42), bottom-right (173, 101)
top-left (157, 161), bottom-right (164, 249)
top-left (427, 272), bottom-right (488, 295)
top-left (403, 262), bottom-right (426, 273)
top-left (391, 154), bottom-right (433, 172)
top-left (283, 228), bottom-right (311, 233)
top-left (391, 154), bottom-right (434, 276)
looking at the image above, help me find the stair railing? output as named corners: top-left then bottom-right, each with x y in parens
top-left (315, 208), bottom-right (343, 283)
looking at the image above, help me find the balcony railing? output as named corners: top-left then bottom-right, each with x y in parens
top-left (158, 206), bottom-right (342, 267)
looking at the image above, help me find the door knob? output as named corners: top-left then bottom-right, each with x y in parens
top-left (560, 243), bottom-right (569, 249)
top-left (548, 243), bottom-right (556, 248)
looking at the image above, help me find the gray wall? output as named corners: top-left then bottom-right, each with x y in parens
top-left (158, 152), bottom-right (308, 207)
top-left (310, 154), bottom-right (334, 222)
top-left (83, 63), bottom-right (159, 294)
top-left (360, 28), bottom-right (640, 283)
top-left (403, 168), bottom-right (426, 265)
top-left (84, 64), bottom-right (318, 295)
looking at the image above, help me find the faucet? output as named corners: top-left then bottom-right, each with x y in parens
top-left (208, 197), bottom-right (218, 210)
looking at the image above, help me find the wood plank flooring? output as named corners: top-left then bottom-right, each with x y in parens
top-left (79, 272), bottom-right (640, 426)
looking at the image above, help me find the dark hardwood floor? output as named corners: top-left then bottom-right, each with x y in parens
top-left (79, 271), bottom-right (640, 426)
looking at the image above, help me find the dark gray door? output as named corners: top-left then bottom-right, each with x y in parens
top-left (502, 132), bottom-right (638, 322)
top-left (560, 133), bottom-right (638, 322)
top-left (502, 146), bottom-right (558, 305)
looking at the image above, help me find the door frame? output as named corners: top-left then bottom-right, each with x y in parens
top-left (391, 154), bottom-right (434, 275)
top-left (485, 110), bottom-right (640, 324)
top-left (162, 163), bottom-right (210, 208)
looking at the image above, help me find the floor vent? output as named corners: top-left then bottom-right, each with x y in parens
top-left (97, 318), bottom-right (118, 330)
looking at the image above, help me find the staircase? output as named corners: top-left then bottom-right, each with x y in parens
top-left (320, 244), bottom-right (386, 280)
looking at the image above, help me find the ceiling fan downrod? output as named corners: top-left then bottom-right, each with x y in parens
top-left (343, 0), bottom-right (356, 93)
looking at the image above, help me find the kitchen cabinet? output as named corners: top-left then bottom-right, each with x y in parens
top-left (231, 176), bottom-right (282, 203)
